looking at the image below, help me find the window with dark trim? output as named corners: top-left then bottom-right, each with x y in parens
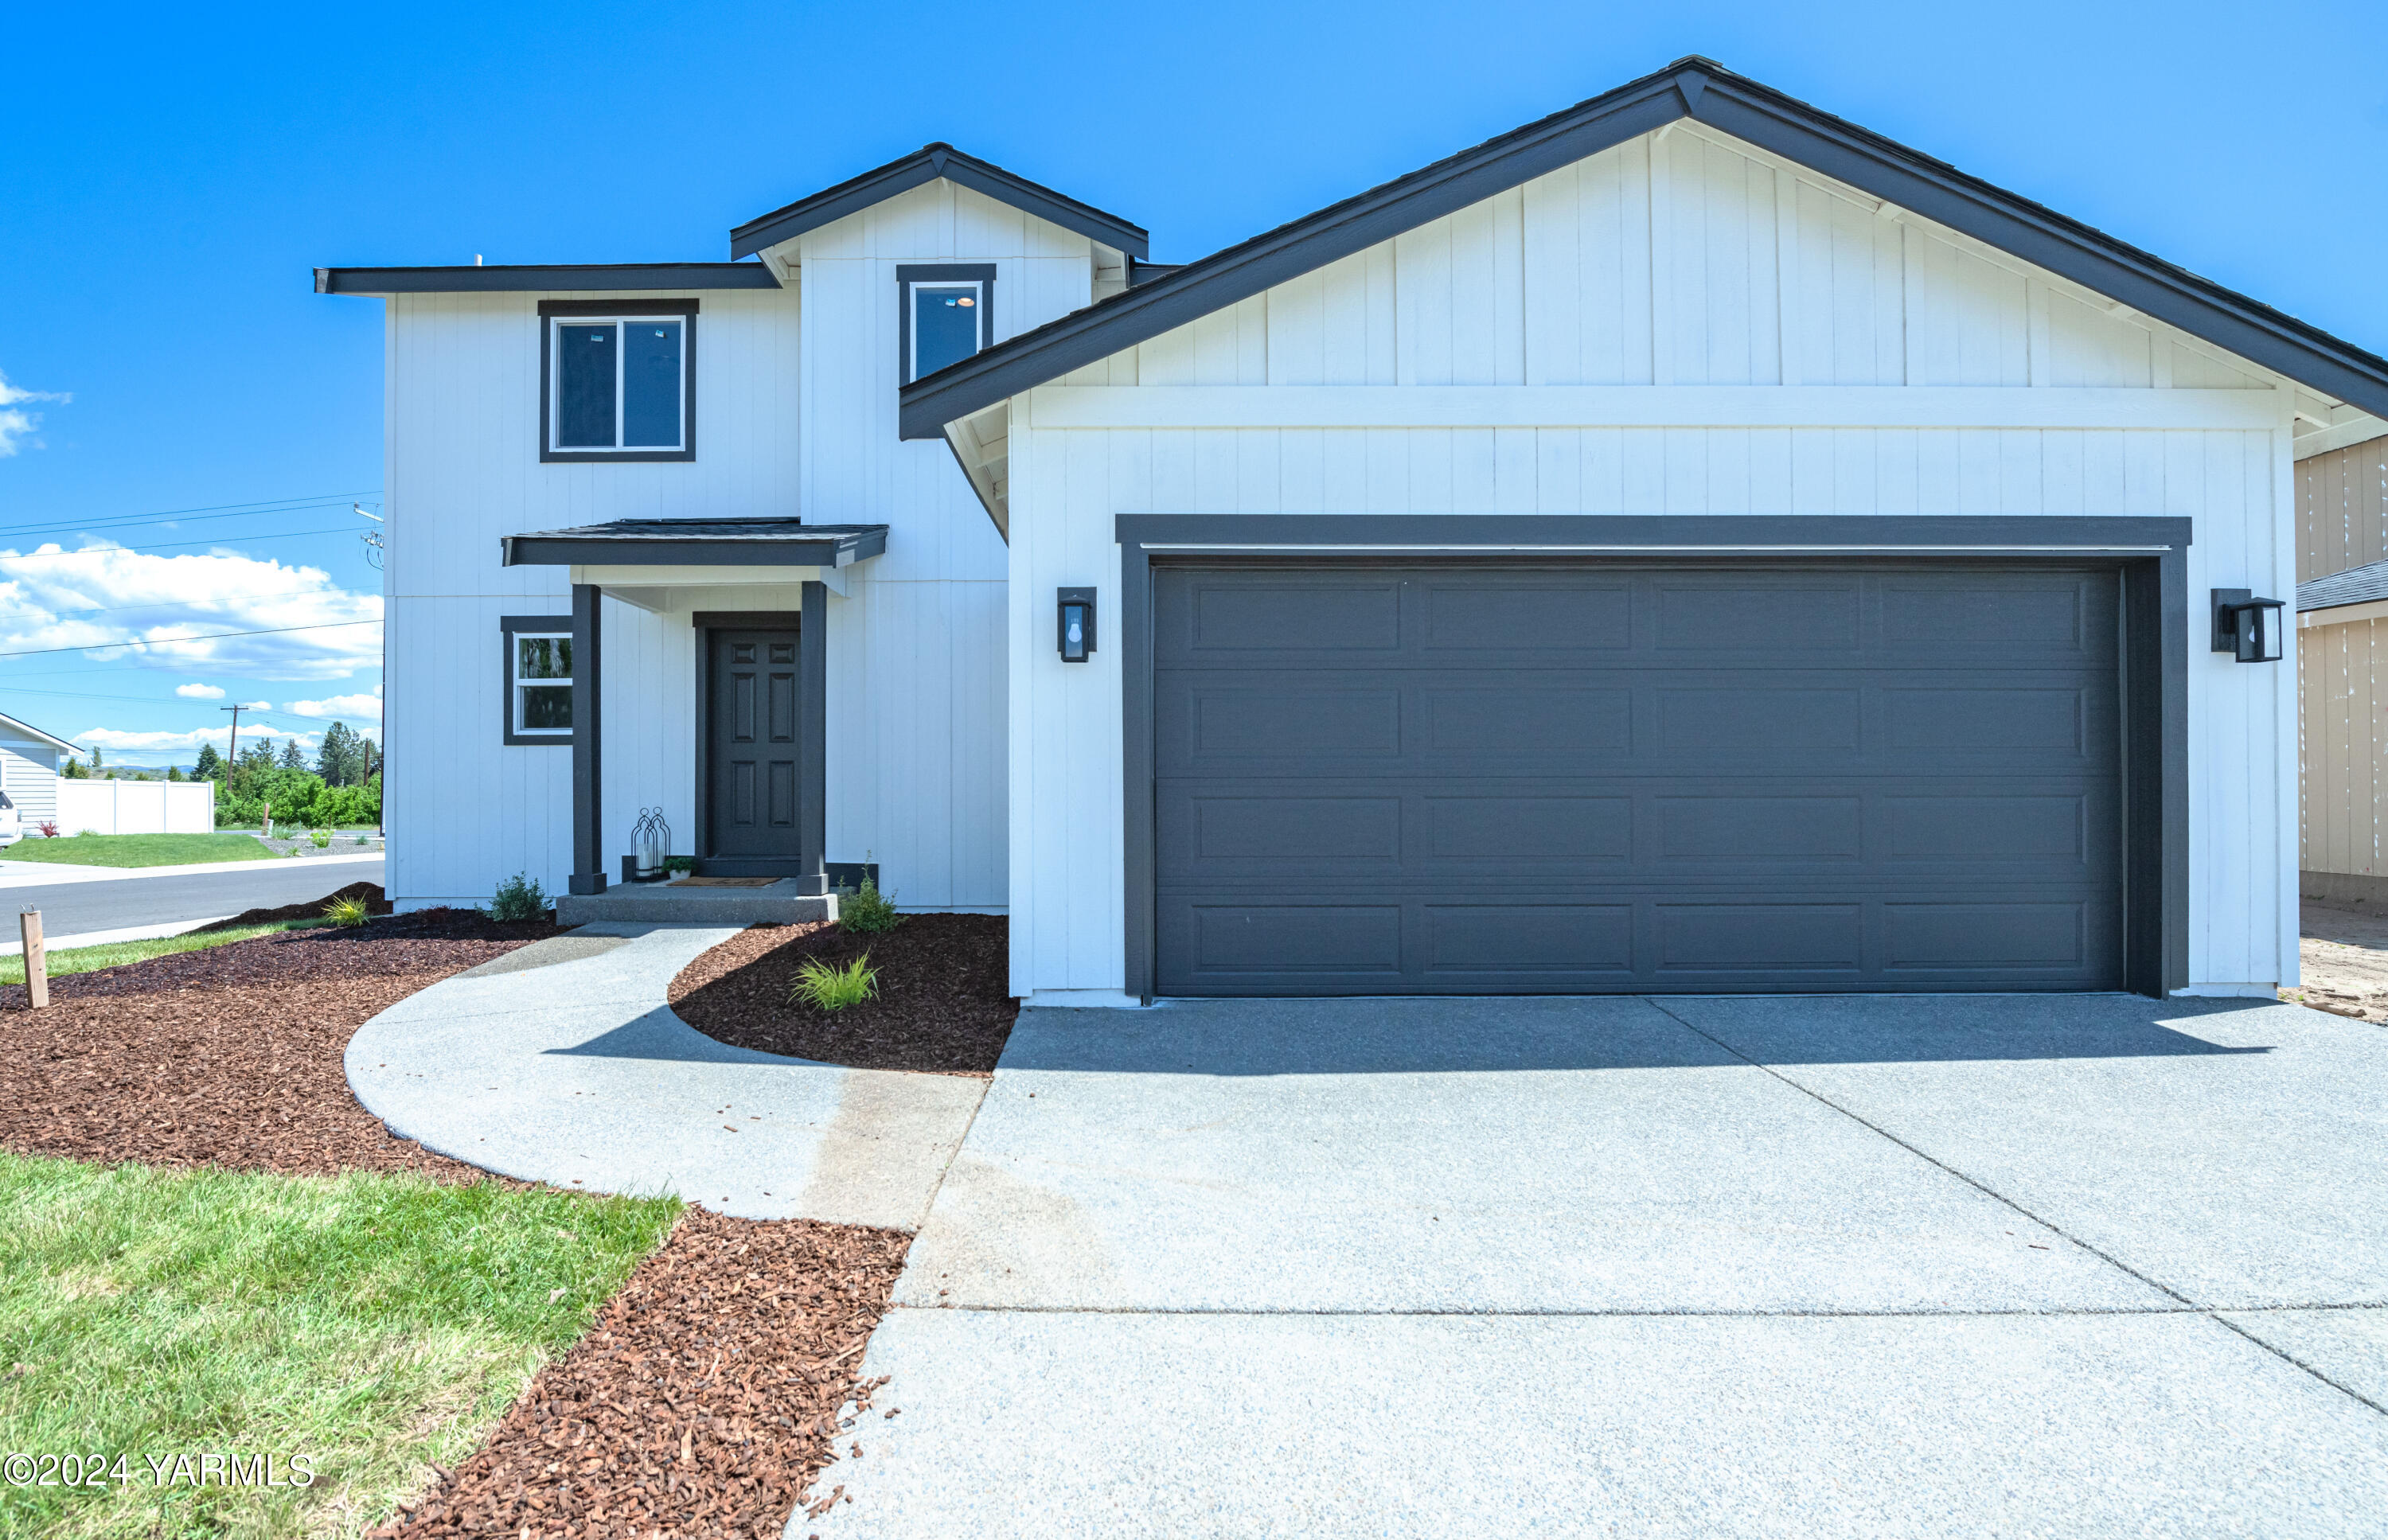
top-left (538, 298), bottom-right (697, 462)
top-left (897, 264), bottom-right (995, 385)
top-left (499, 615), bottom-right (574, 745)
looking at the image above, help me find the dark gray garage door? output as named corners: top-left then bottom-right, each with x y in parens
top-left (1152, 563), bottom-right (2123, 995)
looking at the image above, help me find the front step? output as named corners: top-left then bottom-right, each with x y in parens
top-left (556, 879), bottom-right (837, 927)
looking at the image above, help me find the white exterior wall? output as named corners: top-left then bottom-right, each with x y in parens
top-left (0, 732), bottom-right (60, 830)
top-left (385, 181), bottom-right (1088, 910)
top-left (1005, 123), bottom-right (2302, 999)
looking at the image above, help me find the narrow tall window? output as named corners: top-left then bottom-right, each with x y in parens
top-left (539, 299), bottom-right (696, 462)
top-left (499, 616), bottom-right (575, 745)
top-left (896, 265), bottom-right (996, 386)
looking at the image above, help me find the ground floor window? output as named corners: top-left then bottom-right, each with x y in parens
top-left (499, 615), bottom-right (574, 745)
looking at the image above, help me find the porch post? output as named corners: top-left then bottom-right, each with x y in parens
top-left (797, 579), bottom-right (828, 896)
top-left (568, 581), bottom-right (606, 895)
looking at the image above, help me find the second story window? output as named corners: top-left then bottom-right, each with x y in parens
top-left (539, 298), bottom-right (697, 462)
top-left (897, 265), bottom-right (995, 384)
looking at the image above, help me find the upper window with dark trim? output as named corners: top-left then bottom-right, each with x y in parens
top-left (897, 265), bottom-right (994, 384)
top-left (539, 298), bottom-right (696, 462)
top-left (499, 614), bottom-right (574, 745)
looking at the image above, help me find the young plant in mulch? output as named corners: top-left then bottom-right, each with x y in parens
top-left (838, 874), bottom-right (902, 934)
top-left (790, 954), bottom-right (877, 1012)
top-left (322, 893), bottom-right (373, 927)
top-left (484, 872), bottom-right (548, 923)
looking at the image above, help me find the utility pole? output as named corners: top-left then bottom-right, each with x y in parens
top-left (220, 703), bottom-right (243, 774)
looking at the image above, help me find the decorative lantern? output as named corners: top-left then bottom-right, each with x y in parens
top-left (631, 806), bottom-right (671, 882)
top-left (2210, 588), bottom-right (2288, 664)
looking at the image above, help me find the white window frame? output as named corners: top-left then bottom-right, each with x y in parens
top-left (907, 283), bottom-right (985, 382)
top-left (896, 264), bottom-right (997, 386)
top-left (546, 314), bottom-right (689, 454)
top-left (505, 626), bottom-right (574, 744)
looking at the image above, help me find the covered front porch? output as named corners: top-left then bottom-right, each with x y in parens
top-left (499, 517), bottom-right (889, 903)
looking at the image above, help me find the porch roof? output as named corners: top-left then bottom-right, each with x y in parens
top-left (499, 518), bottom-right (888, 568)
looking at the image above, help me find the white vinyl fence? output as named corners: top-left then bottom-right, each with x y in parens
top-left (56, 778), bottom-right (215, 836)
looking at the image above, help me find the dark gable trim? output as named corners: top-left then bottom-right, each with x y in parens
top-left (316, 263), bottom-right (778, 294)
top-left (501, 525), bottom-right (888, 568)
top-left (537, 299), bottom-right (699, 466)
top-left (730, 143), bottom-right (1149, 261)
top-left (1111, 513), bottom-right (2192, 1003)
top-left (498, 614), bottom-right (575, 748)
top-left (896, 264), bottom-right (998, 385)
top-left (901, 57), bottom-right (2388, 439)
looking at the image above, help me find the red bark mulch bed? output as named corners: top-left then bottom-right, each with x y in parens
top-left (384, 1208), bottom-right (908, 1540)
top-left (0, 903), bottom-right (557, 1180)
top-left (669, 912), bottom-right (1016, 1076)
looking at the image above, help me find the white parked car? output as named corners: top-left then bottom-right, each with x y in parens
top-left (0, 793), bottom-right (20, 848)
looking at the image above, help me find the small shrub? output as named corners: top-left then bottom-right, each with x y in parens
top-left (663, 855), bottom-right (696, 875)
top-left (789, 953), bottom-right (877, 1012)
top-left (839, 874), bottom-right (902, 934)
top-left (353, 832), bottom-right (373, 845)
top-left (76, 828), bottom-right (100, 838)
top-left (322, 895), bottom-right (372, 927)
top-left (309, 826), bottom-right (332, 848)
top-left (486, 871), bottom-right (549, 922)
top-left (35, 821), bottom-right (57, 839)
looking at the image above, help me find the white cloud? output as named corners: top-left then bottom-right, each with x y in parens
top-left (174, 682), bottom-right (226, 699)
top-left (0, 543), bottom-right (380, 680)
top-left (287, 691), bottom-right (380, 721)
top-left (0, 368), bottom-right (69, 457)
top-left (238, 699), bottom-right (271, 711)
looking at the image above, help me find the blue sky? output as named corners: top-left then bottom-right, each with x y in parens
top-left (5, 1), bottom-right (2384, 766)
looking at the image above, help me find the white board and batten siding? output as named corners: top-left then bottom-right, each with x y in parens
top-left (385, 180), bottom-right (1090, 910)
top-left (1006, 120), bottom-right (2303, 1000)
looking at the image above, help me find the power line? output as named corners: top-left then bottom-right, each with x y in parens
top-left (0, 590), bottom-right (374, 622)
top-left (0, 501), bottom-right (375, 542)
top-left (0, 528), bottom-right (365, 561)
top-left (0, 618), bottom-right (382, 660)
top-left (0, 684), bottom-right (379, 726)
top-left (0, 491), bottom-right (380, 539)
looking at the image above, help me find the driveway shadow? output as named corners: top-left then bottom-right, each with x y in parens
top-left (999, 993), bottom-right (2280, 1077)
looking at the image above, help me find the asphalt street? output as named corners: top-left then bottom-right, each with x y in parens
top-left (0, 858), bottom-right (384, 937)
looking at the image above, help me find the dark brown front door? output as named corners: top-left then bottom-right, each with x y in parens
top-left (705, 627), bottom-right (802, 867)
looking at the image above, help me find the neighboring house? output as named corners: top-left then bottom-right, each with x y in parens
top-left (319, 57), bottom-right (2388, 1003)
top-left (2294, 434), bottom-right (2388, 903)
top-left (0, 711), bottom-right (75, 832)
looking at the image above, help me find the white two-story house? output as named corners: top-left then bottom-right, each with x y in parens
top-left (322, 57), bottom-right (2388, 1004)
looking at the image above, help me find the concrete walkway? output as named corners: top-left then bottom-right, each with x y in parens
top-left (346, 923), bottom-right (985, 1229)
top-left (800, 994), bottom-right (2388, 1538)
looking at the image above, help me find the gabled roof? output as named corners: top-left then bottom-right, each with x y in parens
top-left (317, 263), bottom-right (779, 294)
top-left (731, 143), bottom-right (1149, 261)
top-left (2300, 559), bottom-right (2388, 613)
top-left (0, 710), bottom-right (78, 754)
top-left (901, 57), bottom-right (2388, 439)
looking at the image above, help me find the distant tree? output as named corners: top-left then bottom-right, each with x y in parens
top-left (88, 744), bottom-right (103, 770)
top-left (166, 765), bottom-right (185, 782)
top-left (190, 743), bottom-right (224, 781)
top-left (315, 721), bottom-right (361, 787)
top-left (279, 739), bottom-right (305, 771)
top-left (60, 757), bottom-right (85, 780)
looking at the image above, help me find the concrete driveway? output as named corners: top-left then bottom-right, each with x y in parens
top-left (801, 994), bottom-right (2388, 1538)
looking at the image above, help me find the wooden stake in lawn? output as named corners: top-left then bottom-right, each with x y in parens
top-left (19, 909), bottom-right (46, 1009)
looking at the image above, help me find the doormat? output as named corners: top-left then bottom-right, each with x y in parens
top-left (669, 876), bottom-right (781, 888)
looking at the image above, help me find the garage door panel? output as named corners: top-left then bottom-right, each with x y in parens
top-left (1152, 562), bottom-right (2125, 994)
top-left (1422, 582), bottom-right (1633, 651)
top-left (1883, 902), bottom-right (2089, 970)
top-left (1655, 582), bottom-right (1863, 649)
top-left (1422, 905), bottom-right (1637, 976)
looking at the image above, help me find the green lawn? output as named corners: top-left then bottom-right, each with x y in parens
top-left (0, 920), bottom-right (332, 988)
top-left (1, 833), bottom-right (273, 869)
top-left (0, 1154), bottom-right (680, 1539)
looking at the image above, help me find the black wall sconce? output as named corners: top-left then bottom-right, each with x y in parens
top-left (2211, 588), bottom-right (2287, 663)
top-left (1057, 587), bottom-right (1095, 663)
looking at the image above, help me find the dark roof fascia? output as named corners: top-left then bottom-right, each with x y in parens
top-left (2298, 557), bottom-right (2388, 612)
top-left (500, 524), bottom-right (889, 567)
top-left (901, 58), bottom-right (2388, 439)
top-left (730, 144), bottom-right (1149, 261)
top-left (315, 263), bottom-right (782, 294)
